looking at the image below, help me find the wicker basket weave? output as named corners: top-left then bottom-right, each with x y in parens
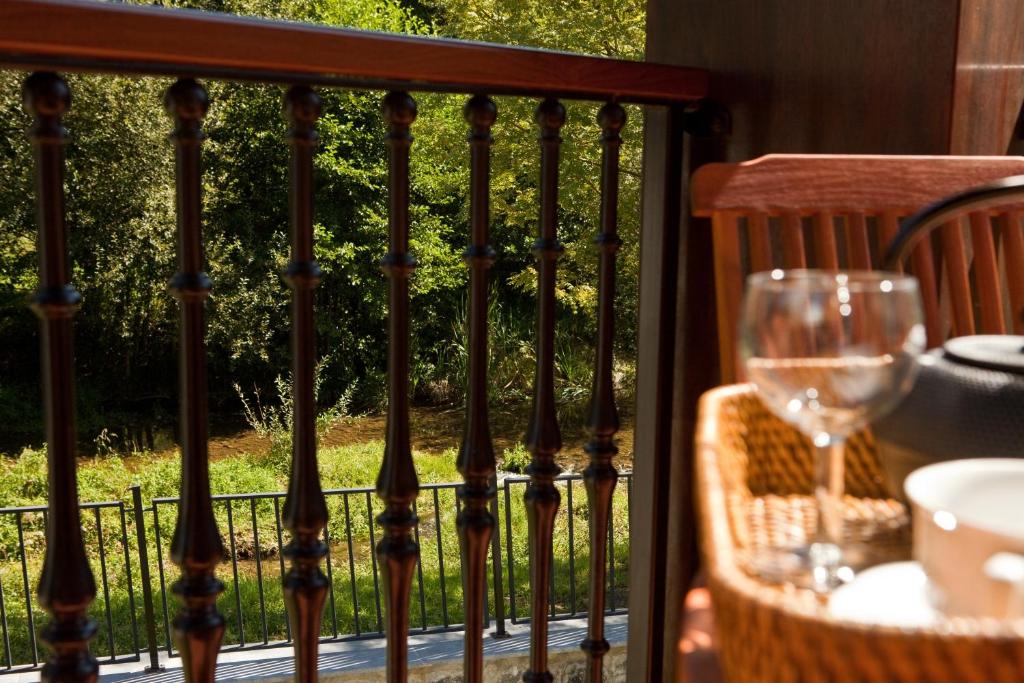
top-left (696, 384), bottom-right (1024, 683)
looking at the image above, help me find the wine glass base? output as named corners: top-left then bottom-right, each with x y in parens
top-left (744, 542), bottom-right (856, 593)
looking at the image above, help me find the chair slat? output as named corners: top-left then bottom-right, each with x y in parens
top-left (845, 212), bottom-right (872, 270)
top-left (712, 213), bottom-right (743, 383)
top-left (908, 237), bottom-right (943, 347)
top-left (457, 94), bottom-right (499, 683)
top-left (525, 97), bottom-right (566, 682)
top-left (939, 219), bottom-right (976, 337)
top-left (748, 212), bottom-right (773, 272)
top-left (25, 72), bottom-right (100, 683)
top-left (968, 211), bottom-right (1005, 334)
top-left (780, 212), bottom-right (806, 268)
top-left (879, 211), bottom-right (902, 273)
top-left (812, 212), bottom-right (839, 270)
top-left (999, 211), bottom-right (1024, 333)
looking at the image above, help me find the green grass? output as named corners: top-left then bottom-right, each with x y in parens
top-left (0, 439), bottom-right (630, 668)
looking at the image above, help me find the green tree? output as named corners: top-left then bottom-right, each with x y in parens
top-left (0, 0), bottom-right (646, 449)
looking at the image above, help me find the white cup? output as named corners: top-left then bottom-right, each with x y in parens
top-left (904, 458), bottom-right (1024, 619)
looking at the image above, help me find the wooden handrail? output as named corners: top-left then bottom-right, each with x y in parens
top-left (0, 0), bottom-right (709, 103)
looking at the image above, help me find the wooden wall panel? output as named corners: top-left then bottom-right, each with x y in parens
top-left (647, 0), bottom-right (962, 160)
top-left (949, 0), bottom-right (1024, 154)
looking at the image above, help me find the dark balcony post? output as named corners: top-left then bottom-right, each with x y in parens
top-left (24, 71), bottom-right (99, 683)
top-left (523, 97), bottom-right (566, 683)
top-left (580, 102), bottom-right (625, 682)
top-left (457, 94), bottom-right (498, 683)
top-left (282, 85), bottom-right (330, 683)
top-left (165, 78), bottom-right (225, 683)
top-left (377, 91), bottom-right (420, 683)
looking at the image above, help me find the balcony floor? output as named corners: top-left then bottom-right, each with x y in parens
top-left (11, 615), bottom-right (628, 682)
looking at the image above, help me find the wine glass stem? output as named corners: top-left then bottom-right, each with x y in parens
top-left (812, 439), bottom-right (845, 579)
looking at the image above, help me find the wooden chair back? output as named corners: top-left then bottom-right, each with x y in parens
top-left (691, 154), bottom-right (1024, 382)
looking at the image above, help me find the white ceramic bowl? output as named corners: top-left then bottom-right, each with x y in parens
top-left (904, 458), bottom-right (1024, 618)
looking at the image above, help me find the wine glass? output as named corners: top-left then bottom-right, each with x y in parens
top-left (741, 269), bottom-right (925, 591)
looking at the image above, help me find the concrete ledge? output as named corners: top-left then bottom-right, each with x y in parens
top-left (42, 615), bottom-right (627, 683)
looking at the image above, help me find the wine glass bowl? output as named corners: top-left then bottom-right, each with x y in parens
top-left (741, 269), bottom-right (925, 590)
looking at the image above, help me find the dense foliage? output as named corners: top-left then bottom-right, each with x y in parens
top-left (0, 0), bottom-right (645, 450)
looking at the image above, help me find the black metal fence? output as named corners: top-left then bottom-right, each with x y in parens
top-left (0, 471), bottom-right (631, 674)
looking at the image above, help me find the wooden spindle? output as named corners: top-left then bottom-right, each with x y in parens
top-left (939, 219), bottom-right (976, 336)
top-left (909, 237), bottom-right (943, 347)
top-left (165, 78), bottom-right (225, 683)
top-left (377, 90), bottom-right (419, 683)
top-left (282, 85), bottom-right (329, 682)
top-left (580, 101), bottom-right (625, 683)
top-left (999, 212), bottom-right (1024, 333)
top-left (457, 94), bottom-right (498, 683)
top-left (845, 212), bottom-right (872, 270)
top-left (24, 71), bottom-right (99, 683)
top-left (812, 212), bottom-right (839, 270)
top-left (747, 212), bottom-right (773, 273)
top-left (968, 211), bottom-right (1005, 334)
top-left (524, 97), bottom-right (566, 683)
top-left (879, 212), bottom-right (901, 260)
top-left (780, 212), bottom-right (806, 268)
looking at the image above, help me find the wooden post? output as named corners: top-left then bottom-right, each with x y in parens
top-left (377, 90), bottom-right (420, 683)
top-left (165, 77), bottom-right (225, 683)
top-left (457, 93), bottom-right (498, 683)
top-left (25, 71), bottom-right (99, 683)
top-left (626, 103), bottom-right (685, 683)
top-left (523, 97), bottom-right (566, 683)
top-left (580, 101), bottom-right (626, 683)
top-left (281, 85), bottom-right (330, 683)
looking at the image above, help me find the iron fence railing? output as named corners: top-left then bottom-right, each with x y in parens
top-left (0, 500), bottom-right (145, 673)
top-left (0, 471), bottom-right (631, 674)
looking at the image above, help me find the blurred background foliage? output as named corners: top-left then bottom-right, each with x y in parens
top-left (0, 0), bottom-right (645, 451)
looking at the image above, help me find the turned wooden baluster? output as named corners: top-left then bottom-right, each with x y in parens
top-left (580, 101), bottom-right (625, 683)
top-left (282, 85), bottom-right (329, 682)
top-left (457, 94), bottom-right (498, 683)
top-left (377, 91), bottom-right (420, 683)
top-left (165, 78), bottom-right (225, 683)
top-left (24, 71), bottom-right (99, 683)
top-left (524, 97), bottom-right (566, 683)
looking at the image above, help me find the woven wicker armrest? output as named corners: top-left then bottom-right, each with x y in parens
top-left (695, 384), bottom-right (1024, 683)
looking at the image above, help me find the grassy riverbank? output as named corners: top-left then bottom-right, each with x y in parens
top-left (0, 408), bottom-right (632, 667)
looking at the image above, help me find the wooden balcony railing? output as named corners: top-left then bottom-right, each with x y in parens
top-left (0, 1), bottom-right (712, 681)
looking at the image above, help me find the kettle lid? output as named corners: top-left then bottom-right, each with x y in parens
top-left (943, 335), bottom-right (1024, 373)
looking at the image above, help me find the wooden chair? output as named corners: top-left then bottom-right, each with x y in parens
top-left (691, 154), bottom-right (1024, 383)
